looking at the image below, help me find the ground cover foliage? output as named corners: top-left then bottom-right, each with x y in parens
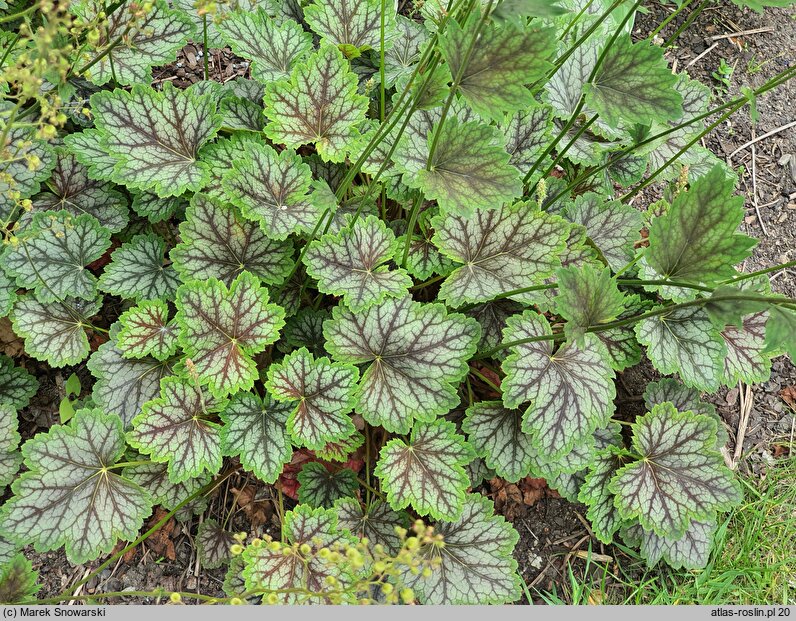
top-left (1, 0), bottom-right (795, 606)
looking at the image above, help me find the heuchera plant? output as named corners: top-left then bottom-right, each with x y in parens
top-left (1, 0), bottom-right (795, 605)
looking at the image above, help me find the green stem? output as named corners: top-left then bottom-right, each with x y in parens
top-left (33, 590), bottom-right (223, 605)
top-left (649, 0), bottom-right (696, 39)
top-left (402, 0), bottom-right (491, 264)
top-left (475, 293), bottom-right (796, 360)
top-left (469, 367), bottom-right (501, 393)
top-left (77, 29), bottom-right (131, 76)
top-left (663, 0), bottom-right (711, 47)
top-left (538, 113), bottom-right (598, 181)
top-left (110, 460), bottom-right (152, 470)
top-left (0, 5), bottom-right (35, 23)
top-left (0, 31), bottom-right (20, 72)
top-left (545, 64), bottom-right (796, 207)
top-left (721, 260), bottom-right (796, 285)
top-left (203, 14), bottom-right (209, 81)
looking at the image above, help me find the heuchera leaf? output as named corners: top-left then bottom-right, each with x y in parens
top-left (131, 192), bottom-right (186, 223)
top-left (304, 0), bottom-right (396, 52)
top-left (72, 0), bottom-right (194, 86)
top-left (4, 210), bottom-right (111, 303)
top-left (304, 215), bottom-right (412, 311)
top-left (88, 341), bottom-right (174, 428)
top-left (637, 519), bottom-right (717, 570)
top-left (219, 391), bottom-right (293, 484)
top-left (0, 405), bottom-right (22, 489)
top-left (199, 133), bottom-right (262, 200)
top-left (382, 16), bottom-right (429, 86)
top-left (98, 234), bottom-right (179, 302)
top-left (501, 106), bottom-right (554, 175)
top-left (176, 272), bottom-right (286, 397)
top-left (242, 505), bottom-right (357, 604)
top-left (218, 8), bottom-right (313, 82)
top-left (123, 462), bottom-right (211, 521)
top-left (128, 376), bottom-right (225, 484)
top-left (263, 45), bottom-right (369, 162)
top-left (635, 306), bottom-right (726, 392)
top-left (85, 83), bottom-right (222, 196)
top-left (1, 128), bottom-right (55, 219)
top-left (409, 119), bottom-right (522, 216)
top-left (584, 34), bottom-right (683, 128)
top-left (171, 195), bottom-right (294, 287)
top-left (578, 449), bottom-right (625, 544)
top-left (335, 498), bottom-right (408, 555)
top-left (374, 419), bottom-right (473, 521)
top-left (501, 311), bottom-right (616, 459)
top-left (297, 462), bottom-right (358, 508)
top-left (462, 401), bottom-right (535, 483)
top-left (0, 355), bottom-right (38, 411)
top-left (643, 166), bottom-right (756, 289)
top-left (555, 264), bottom-right (626, 343)
top-left (440, 16), bottom-right (554, 119)
top-left (63, 129), bottom-right (116, 183)
top-left (116, 300), bottom-right (179, 361)
top-left (561, 192), bottom-right (642, 273)
top-left (432, 202), bottom-right (569, 307)
top-left (281, 308), bottom-right (330, 357)
top-left (0, 554), bottom-right (39, 604)
top-left (31, 150), bottom-right (129, 233)
top-left (720, 312), bottom-right (771, 387)
top-left (0, 409), bottom-right (151, 564)
top-left (467, 299), bottom-right (523, 356)
top-left (315, 432), bottom-right (365, 462)
top-left (10, 296), bottom-right (101, 367)
top-left (400, 495), bottom-right (520, 605)
top-left (197, 519), bottom-right (236, 570)
top-left (0, 271), bottom-right (16, 319)
top-left (610, 403), bottom-right (742, 538)
top-left (266, 347), bottom-right (358, 450)
top-left (324, 296), bottom-right (480, 433)
top-left (224, 142), bottom-right (322, 240)
top-left (764, 306), bottom-right (796, 360)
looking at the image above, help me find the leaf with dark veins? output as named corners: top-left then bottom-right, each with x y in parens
top-left (375, 419), bottom-right (473, 520)
top-left (324, 296), bottom-right (480, 433)
top-left (266, 347), bottom-right (358, 450)
top-left (0, 409), bottom-right (151, 564)
top-left (176, 272), bottom-right (285, 397)
top-left (501, 311), bottom-right (616, 459)
top-left (610, 403), bottom-right (742, 538)
top-left (128, 377), bottom-right (225, 483)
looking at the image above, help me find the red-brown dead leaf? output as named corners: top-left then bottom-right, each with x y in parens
top-left (781, 386), bottom-right (796, 412)
top-left (232, 484), bottom-right (272, 528)
top-left (143, 507), bottom-right (177, 561)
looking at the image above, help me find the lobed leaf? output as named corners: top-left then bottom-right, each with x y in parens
top-left (116, 300), bottom-right (179, 361)
top-left (0, 355), bottom-right (38, 412)
top-left (98, 234), bottom-right (178, 302)
top-left (176, 272), bottom-right (285, 397)
top-left (219, 391), bottom-right (293, 484)
top-left (374, 419), bottom-right (473, 521)
top-left (266, 347), bottom-right (358, 450)
top-left (304, 215), bottom-right (412, 311)
top-left (263, 45), bottom-right (369, 163)
top-left (324, 296), bottom-right (480, 433)
top-left (4, 211), bottom-right (111, 303)
top-left (0, 409), bottom-right (151, 564)
top-left (128, 377), bottom-right (225, 484)
top-left (432, 202), bottom-right (569, 307)
top-left (501, 311), bottom-right (616, 459)
top-left (297, 462), bottom-right (358, 508)
top-left (610, 403), bottom-right (742, 538)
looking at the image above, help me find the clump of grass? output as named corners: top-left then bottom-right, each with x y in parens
top-left (534, 456), bottom-right (796, 605)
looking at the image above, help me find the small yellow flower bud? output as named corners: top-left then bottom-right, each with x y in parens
top-left (230, 544), bottom-right (244, 556)
top-left (400, 588), bottom-right (415, 604)
top-left (229, 597), bottom-right (243, 605)
top-left (422, 566), bottom-right (433, 578)
top-left (169, 592), bottom-right (182, 604)
top-left (266, 593), bottom-right (279, 605)
top-left (380, 583), bottom-right (393, 595)
top-left (250, 538), bottom-right (262, 548)
top-left (299, 543), bottom-right (312, 555)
